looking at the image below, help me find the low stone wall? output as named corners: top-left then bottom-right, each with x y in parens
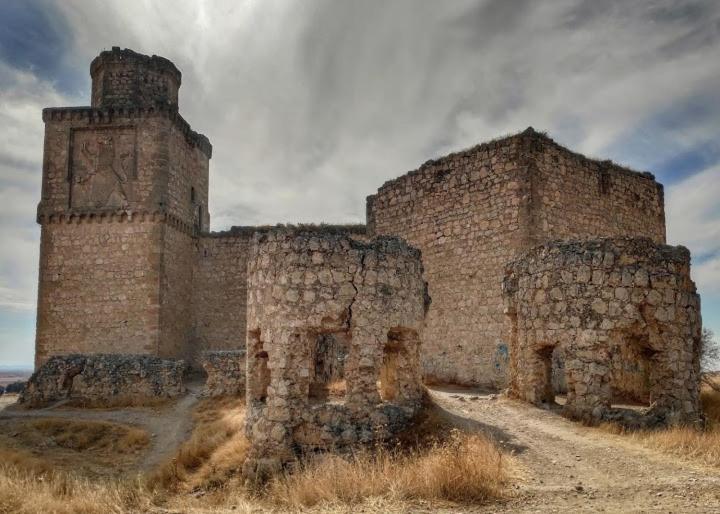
top-left (201, 350), bottom-right (246, 397)
top-left (503, 238), bottom-right (702, 427)
top-left (20, 354), bottom-right (186, 407)
top-left (243, 228), bottom-right (428, 482)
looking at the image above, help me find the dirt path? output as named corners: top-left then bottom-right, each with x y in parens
top-left (0, 382), bottom-right (203, 471)
top-left (429, 386), bottom-right (720, 513)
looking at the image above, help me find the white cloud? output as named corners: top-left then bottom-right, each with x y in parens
top-left (667, 164), bottom-right (720, 319)
top-left (2, 0), bottom-right (720, 363)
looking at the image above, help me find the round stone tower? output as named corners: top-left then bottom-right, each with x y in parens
top-left (90, 46), bottom-right (182, 109)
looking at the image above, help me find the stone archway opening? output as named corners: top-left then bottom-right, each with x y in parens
top-left (378, 328), bottom-right (420, 403)
top-left (248, 329), bottom-right (270, 403)
top-left (551, 346), bottom-right (568, 406)
top-left (535, 344), bottom-right (567, 407)
top-left (610, 333), bottom-right (656, 412)
top-left (308, 331), bottom-right (349, 404)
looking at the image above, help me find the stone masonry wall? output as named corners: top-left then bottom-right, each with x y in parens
top-left (528, 138), bottom-right (665, 246)
top-left (158, 224), bottom-right (196, 361)
top-left (201, 350), bottom-right (246, 397)
top-left (20, 354), bottom-right (186, 407)
top-left (90, 47), bottom-right (181, 109)
top-left (368, 136), bottom-right (526, 386)
top-left (35, 218), bottom-right (162, 367)
top-left (193, 230), bottom-right (254, 353)
top-left (36, 48), bottom-right (212, 368)
top-left (503, 238), bottom-right (701, 426)
top-left (367, 129), bottom-right (666, 387)
top-left (243, 228), bottom-right (427, 481)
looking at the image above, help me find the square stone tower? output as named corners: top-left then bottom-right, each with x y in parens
top-left (35, 48), bottom-right (212, 367)
top-left (367, 129), bottom-right (666, 387)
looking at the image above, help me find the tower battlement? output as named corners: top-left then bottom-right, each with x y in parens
top-left (90, 47), bottom-right (182, 109)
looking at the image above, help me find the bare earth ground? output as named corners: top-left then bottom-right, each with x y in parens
top-left (2, 385), bottom-right (720, 512)
top-left (429, 387), bottom-right (720, 513)
top-left (0, 381), bottom-right (202, 472)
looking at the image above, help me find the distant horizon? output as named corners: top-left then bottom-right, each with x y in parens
top-left (0, 363), bottom-right (33, 371)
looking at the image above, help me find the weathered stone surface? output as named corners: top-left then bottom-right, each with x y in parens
top-left (20, 354), bottom-right (186, 407)
top-left (367, 129), bottom-right (666, 387)
top-left (243, 228), bottom-right (427, 482)
top-left (201, 350), bottom-right (246, 397)
top-left (503, 238), bottom-right (702, 426)
top-left (35, 48), bottom-right (210, 369)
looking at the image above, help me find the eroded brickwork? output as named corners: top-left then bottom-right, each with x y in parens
top-left (243, 228), bottom-right (426, 481)
top-left (20, 354), bottom-right (186, 407)
top-left (367, 129), bottom-right (666, 387)
top-left (503, 238), bottom-right (701, 426)
top-left (201, 350), bottom-right (247, 397)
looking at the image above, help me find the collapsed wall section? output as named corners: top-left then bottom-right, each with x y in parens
top-left (243, 228), bottom-right (427, 482)
top-left (367, 129), bottom-right (667, 387)
top-left (20, 354), bottom-right (186, 407)
top-left (502, 238), bottom-right (701, 426)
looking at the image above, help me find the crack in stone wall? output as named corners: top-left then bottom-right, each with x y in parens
top-left (243, 228), bottom-right (426, 482)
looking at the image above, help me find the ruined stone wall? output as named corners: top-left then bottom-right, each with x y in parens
top-left (201, 350), bottom-right (246, 397)
top-left (367, 129), bottom-right (666, 387)
top-left (20, 354), bottom-right (186, 407)
top-left (503, 238), bottom-right (701, 426)
top-left (193, 229), bottom-right (253, 352)
top-left (243, 228), bottom-right (426, 480)
top-left (35, 218), bottom-right (162, 368)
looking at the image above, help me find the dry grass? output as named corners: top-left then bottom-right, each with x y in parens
top-left (0, 417), bottom-right (150, 479)
top-left (0, 465), bottom-right (149, 514)
top-left (601, 377), bottom-right (720, 468)
top-left (267, 430), bottom-right (510, 508)
top-left (20, 418), bottom-right (149, 452)
top-left (150, 396), bottom-right (248, 491)
top-left (0, 395), bottom-right (513, 513)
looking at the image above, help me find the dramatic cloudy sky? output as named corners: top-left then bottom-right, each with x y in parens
top-left (1, 0), bottom-right (719, 368)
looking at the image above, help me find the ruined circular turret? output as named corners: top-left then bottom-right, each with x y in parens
top-left (503, 238), bottom-right (702, 427)
top-left (90, 47), bottom-right (182, 109)
top-left (243, 227), bottom-right (428, 482)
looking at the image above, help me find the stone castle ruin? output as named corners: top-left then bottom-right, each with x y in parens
top-left (503, 239), bottom-right (701, 426)
top-left (243, 229), bottom-right (426, 480)
top-left (26, 48), bottom-right (703, 460)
